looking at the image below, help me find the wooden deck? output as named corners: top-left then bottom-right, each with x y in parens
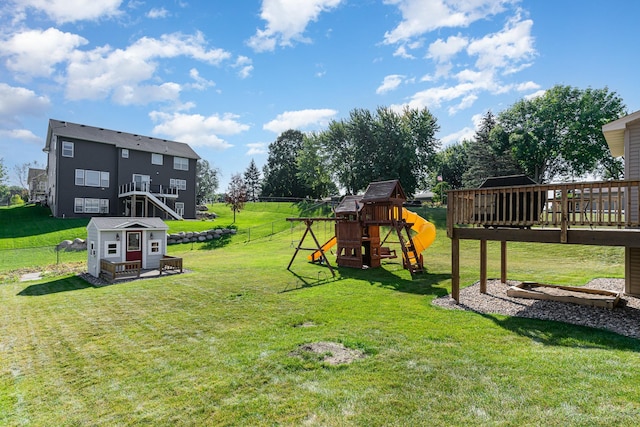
top-left (447, 180), bottom-right (640, 301)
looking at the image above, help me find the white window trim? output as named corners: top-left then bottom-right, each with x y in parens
top-left (173, 157), bottom-right (189, 171)
top-left (104, 241), bottom-right (120, 257)
top-left (62, 141), bottom-right (74, 157)
top-left (148, 239), bottom-right (161, 254)
top-left (175, 202), bottom-right (185, 216)
top-left (152, 153), bottom-right (163, 165)
top-left (122, 149), bottom-right (129, 158)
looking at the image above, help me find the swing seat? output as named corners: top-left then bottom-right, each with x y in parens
top-left (380, 247), bottom-right (397, 259)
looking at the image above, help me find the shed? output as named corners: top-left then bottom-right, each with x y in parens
top-left (86, 217), bottom-right (169, 278)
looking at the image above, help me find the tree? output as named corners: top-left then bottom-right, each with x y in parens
top-left (463, 111), bottom-right (522, 188)
top-left (224, 173), bottom-right (247, 223)
top-left (296, 132), bottom-right (338, 199)
top-left (261, 129), bottom-right (311, 198)
top-left (433, 141), bottom-right (469, 190)
top-left (196, 159), bottom-right (219, 204)
top-left (498, 85), bottom-right (626, 183)
top-left (243, 159), bottom-right (261, 201)
top-left (0, 158), bottom-right (8, 185)
top-left (0, 158), bottom-right (9, 205)
top-left (14, 161), bottom-right (43, 190)
top-left (321, 107), bottom-right (440, 196)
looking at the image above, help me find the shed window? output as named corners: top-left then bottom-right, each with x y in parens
top-left (148, 240), bottom-right (161, 254)
top-left (105, 241), bottom-right (120, 257)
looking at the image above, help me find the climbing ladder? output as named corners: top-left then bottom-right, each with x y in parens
top-left (394, 221), bottom-right (424, 274)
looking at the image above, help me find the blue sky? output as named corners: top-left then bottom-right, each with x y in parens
top-left (1, 0), bottom-right (640, 191)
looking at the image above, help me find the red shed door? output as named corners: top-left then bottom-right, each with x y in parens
top-left (126, 231), bottom-right (142, 262)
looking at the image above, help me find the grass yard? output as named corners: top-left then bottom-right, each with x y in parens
top-left (1, 204), bottom-right (639, 425)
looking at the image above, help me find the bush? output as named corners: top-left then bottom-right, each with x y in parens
top-left (10, 194), bottom-right (24, 205)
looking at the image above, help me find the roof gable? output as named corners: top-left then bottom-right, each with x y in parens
top-left (602, 110), bottom-right (640, 157)
top-left (335, 195), bottom-right (363, 215)
top-left (361, 180), bottom-right (407, 203)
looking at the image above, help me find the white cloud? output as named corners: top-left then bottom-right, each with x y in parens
top-left (467, 17), bottom-right (535, 71)
top-left (441, 126), bottom-right (475, 146)
top-left (246, 142), bottom-right (268, 156)
top-left (0, 27), bottom-right (88, 79)
top-left (376, 74), bottom-right (405, 95)
top-left (149, 111), bottom-right (250, 149)
top-left (516, 81), bottom-right (540, 92)
top-left (16, 0), bottom-right (123, 24)
top-left (383, 0), bottom-right (512, 44)
top-left (247, 0), bottom-right (343, 52)
top-left (233, 56), bottom-right (253, 79)
top-left (188, 68), bottom-right (216, 91)
top-left (524, 89), bottom-right (546, 100)
top-left (65, 32), bottom-right (232, 104)
top-left (147, 7), bottom-right (169, 19)
top-left (263, 108), bottom-right (338, 133)
top-left (427, 35), bottom-right (468, 63)
top-left (0, 83), bottom-right (50, 118)
top-left (0, 128), bottom-right (41, 144)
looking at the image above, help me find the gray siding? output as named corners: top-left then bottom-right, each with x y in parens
top-left (628, 125), bottom-right (640, 222)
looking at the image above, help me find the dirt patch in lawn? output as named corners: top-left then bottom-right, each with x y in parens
top-left (291, 341), bottom-right (366, 365)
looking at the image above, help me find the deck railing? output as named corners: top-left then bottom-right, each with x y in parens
top-left (447, 180), bottom-right (640, 240)
top-left (118, 182), bottom-right (179, 197)
top-left (159, 255), bottom-right (183, 275)
top-left (100, 259), bottom-right (141, 282)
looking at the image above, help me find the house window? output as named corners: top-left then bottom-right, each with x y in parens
top-left (152, 153), bottom-right (163, 165)
top-left (75, 169), bottom-right (85, 186)
top-left (62, 141), bottom-right (74, 157)
top-left (100, 199), bottom-right (109, 214)
top-left (170, 178), bottom-right (187, 190)
top-left (122, 149), bottom-right (129, 158)
top-left (174, 157), bottom-right (188, 171)
top-left (74, 198), bottom-right (84, 213)
top-left (75, 169), bottom-right (109, 187)
top-left (175, 202), bottom-right (184, 216)
top-left (85, 170), bottom-right (100, 187)
top-left (105, 241), bottom-right (120, 257)
top-left (84, 198), bottom-right (100, 213)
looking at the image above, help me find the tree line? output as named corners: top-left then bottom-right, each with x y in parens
top-left (198, 84), bottom-right (626, 204)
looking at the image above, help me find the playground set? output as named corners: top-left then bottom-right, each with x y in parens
top-left (287, 180), bottom-right (436, 276)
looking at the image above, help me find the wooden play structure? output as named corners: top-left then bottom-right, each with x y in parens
top-left (287, 180), bottom-right (436, 276)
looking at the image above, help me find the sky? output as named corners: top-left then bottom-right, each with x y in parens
top-left (2, 0), bottom-right (640, 191)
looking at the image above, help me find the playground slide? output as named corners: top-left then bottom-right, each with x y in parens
top-left (402, 208), bottom-right (436, 254)
top-left (308, 236), bottom-right (337, 262)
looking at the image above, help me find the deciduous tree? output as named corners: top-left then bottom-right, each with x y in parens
top-left (224, 173), bottom-right (247, 223)
top-left (261, 129), bottom-right (310, 198)
top-left (196, 159), bottom-right (219, 204)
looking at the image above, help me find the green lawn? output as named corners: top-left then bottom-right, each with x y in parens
top-left (1, 203), bottom-right (639, 425)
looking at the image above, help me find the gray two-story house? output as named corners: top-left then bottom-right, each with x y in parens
top-left (43, 119), bottom-right (200, 219)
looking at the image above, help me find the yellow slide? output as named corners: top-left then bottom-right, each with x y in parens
top-left (308, 236), bottom-right (337, 262)
top-left (402, 208), bottom-right (436, 254)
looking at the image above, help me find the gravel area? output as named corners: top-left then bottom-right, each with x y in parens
top-left (432, 278), bottom-right (640, 340)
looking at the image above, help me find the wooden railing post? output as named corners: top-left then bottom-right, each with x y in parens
top-left (561, 187), bottom-right (568, 243)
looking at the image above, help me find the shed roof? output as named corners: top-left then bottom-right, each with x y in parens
top-left (45, 119), bottom-right (200, 160)
top-left (602, 110), bottom-right (640, 157)
top-left (361, 180), bottom-right (406, 203)
top-left (87, 217), bottom-right (169, 231)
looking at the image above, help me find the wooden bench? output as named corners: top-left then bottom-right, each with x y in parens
top-left (160, 255), bottom-right (183, 275)
top-left (100, 259), bottom-right (141, 282)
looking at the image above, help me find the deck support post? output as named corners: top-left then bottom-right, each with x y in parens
top-left (500, 241), bottom-right (507, 283)
top-left (452, 237), bottom-right (460, 302)
top-left (480, 239), bottom-right (487, 294)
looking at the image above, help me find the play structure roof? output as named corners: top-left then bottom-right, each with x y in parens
top-left (334, 195), bottom-right (364, 215)
top-left (361, 180), bottom-right (407, 203)
top-left (87, 217), bottom-right (169, 231)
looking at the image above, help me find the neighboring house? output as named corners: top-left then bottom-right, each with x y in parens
top-left (27, 167), bottom-right (47, 202)
top-left (43, 119), bottom-right (200, 219)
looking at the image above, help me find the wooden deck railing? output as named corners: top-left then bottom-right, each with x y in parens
top-left (447, 180), bottom-right (640, 241)
top-left (160, 255), bottom-right (183, 275)
top-left (100, 259), bottom-right (141, 282)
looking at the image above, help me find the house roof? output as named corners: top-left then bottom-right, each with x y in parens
top-left (360, 179), bottom-right (407, 203)
top-left (27, 168), bottom-right (46, 181)
top-left (87, 217), bottom-right (169, 231)
top-left (602, 110), bottom-right (640, 157)
top-left (45, 119), bottom-right (200, 160)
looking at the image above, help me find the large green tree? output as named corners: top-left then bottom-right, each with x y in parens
top-left (243, 159), bottom-right (262, 201)
top-left (0, 158), bottom-right (9, 205)
top-left (297, 132), bottom-right (338, 199)
top-left (462, 111), bottom-right (521, 188)
top-left (261, 129), bottom-right (311, 198)
top-left (196, 159), bottom-right (219, 204)
top-left (433, 141), bottom-right (469, 190)
top-left (321, 107), bottom-right (440, 196)
top-left (497, 85), bottom-right (626, 183)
